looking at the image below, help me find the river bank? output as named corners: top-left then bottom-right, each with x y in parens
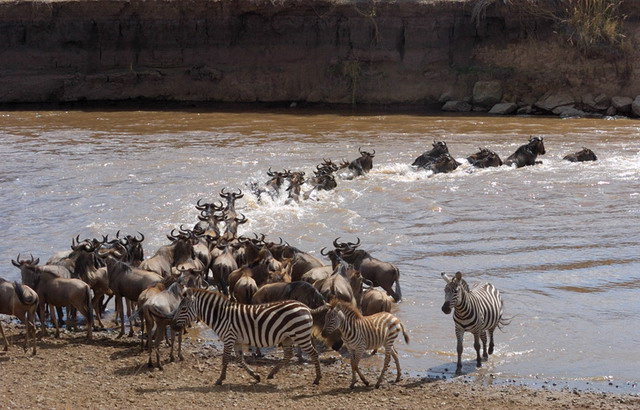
top-left (1, 0), bottom-right (640, 118)
top-left (0, 320), bottom-right (639, 409)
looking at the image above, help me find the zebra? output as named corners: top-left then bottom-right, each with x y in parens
top-left (170, 287), bottom-right (322, 386)
top-left (321, 299), bottom-right (409, 389)
top-left (441, 271), bottom-right (508, 375)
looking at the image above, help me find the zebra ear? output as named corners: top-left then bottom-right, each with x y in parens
top-left (454, 271), bottom-right (462, 281)
top-left (441, 272), bottom-right (451, 283)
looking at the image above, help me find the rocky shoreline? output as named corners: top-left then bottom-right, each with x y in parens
top-left (1, 319), bottom-right (639, 409)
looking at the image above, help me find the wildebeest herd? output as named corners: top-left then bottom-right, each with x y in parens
top-left (0, 137), bottom-right (597, 387)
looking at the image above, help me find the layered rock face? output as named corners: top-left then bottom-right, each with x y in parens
top-left (0, 0), bottom-right (639, 107)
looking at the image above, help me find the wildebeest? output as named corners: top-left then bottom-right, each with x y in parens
top-left (209, 241), bottom-right (238, 294)
top-left (360, 288), bottom-right (394, 316)
top-left (504, 136), bottom-right (546, 167)
top-left (0, 278), bottom-right (39, 355)
top-left (563, 147), bottom-right (597, 162)
top-left (412, 140), bottom-right (450, 168)
top-left (333, 238), bottom-right (402, 302)
top-left (98, 245), bottom-right (162, 338)
top-left (13, 255), bottom-right (94, 340)
top-left (428, 153), bottom-right (461, 174)
top-left (347, 147), bottom-right (375, 177)
top-left (467, 148), bottom-right (503, 168)
top-left (252, 281), bottom-right (326, 309)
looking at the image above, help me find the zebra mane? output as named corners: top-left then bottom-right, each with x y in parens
top-left (329, 298), bottom-right (362, 318)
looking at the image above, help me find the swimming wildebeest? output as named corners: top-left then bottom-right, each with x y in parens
top-left (504, 136), bottom-right (546, 167)
top-left (563, 147), bottom-right (597, 162)
top-left (467, 148), bottom-right (503, 168)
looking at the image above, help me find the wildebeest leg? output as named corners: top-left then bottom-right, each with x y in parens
top-left (253, 346), bottom-right (264, 357)
top-left (488, 328), bottom-right (495, 356)
top-left (235, 343), bottom-right (260, 382)
top-left (27, 309), bottom-right (37, 355)
top-left (127, 301), bottom-right (135, 338)
top-left (473, 333), bottom-right (482, 368)
top-left (50, 304), bottom-right (61, 338)
top-left (115, 296), bottom-right (125, 338)
top-left (268, 340), bottom-right (293, 380)
top-left (0, 321), bottom-right (7, 351)
top-left (455, 329), bottom-right (464, 375)
top-left (153, 324), bottom-right (163, 370)
top-left (350, 349), bottom-right (369, 388)
top-left (147, 323), bottom-right (157, 368)
top-left (37, 303), bottom-right (48, 338)
top-left (92, 294), bottom-right (105, 329)
top-left (55, 306), bottom-right (65, 327)
top-left (480, 330), bottom-right (488, 360)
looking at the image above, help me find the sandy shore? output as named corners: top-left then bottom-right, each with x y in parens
top-left (0, 320), bottom-right (638, 409)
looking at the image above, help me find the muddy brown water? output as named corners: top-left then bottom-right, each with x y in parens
top-left (1, 108), bottom-right (639, 394)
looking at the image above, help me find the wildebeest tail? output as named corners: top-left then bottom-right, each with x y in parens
top-left (86, 287), bottom-right (94, 329)
top-left (395, 267), bottom-right (402, 302)
top-left (13, 282), bottom-right (38, 306)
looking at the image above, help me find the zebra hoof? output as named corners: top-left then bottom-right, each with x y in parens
top-left (375, 383), bottom-right (381, 389)
top-left (313, 378), bottom-right (320, 385)
top-left (254, 375), bottom-right (261, 382)
top-left (349, 383), bottom-right (356, 389)
top-left (215, 379), bottom-right (223, 386)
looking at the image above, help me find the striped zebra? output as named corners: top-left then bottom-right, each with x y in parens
top-left (171, 288), bottom-right (321, 386)
top-left (441, 271), bottom-right (507, 375)
top-left (322, 299), bottom-right (409, 389)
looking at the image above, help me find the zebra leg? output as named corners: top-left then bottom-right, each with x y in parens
top-left (473, 333), bottom-right (482, 368)
top-left (216, 343), bottom-right (234, 385)
top-left (480, 330), bottom-right (488, 360)
top-left (299, 338), bottom-right (322, 385)
top-left (391, 347), bottom-right (402, 383)
top-left (375, 345), bottom-right (393, 388)
top-left (455, 330), bottom-right (464, 375)
top-left (488, 328), bottom-right (495, 355)
top-left (234, 343), bottom-right (260, 382)
top-left (350, 349), bottom-right (369, 388)
top-left (267, 342), bottom-right (293, 380)
top-left (177, 327), bottom-right (184, 361)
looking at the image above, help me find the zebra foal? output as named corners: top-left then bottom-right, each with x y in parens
top-left (171, 288), bottom-right (322, 386)
top-left (441, 271), bottom-right (507, 375)
top-left (322, 299), bottom-right (409, 389)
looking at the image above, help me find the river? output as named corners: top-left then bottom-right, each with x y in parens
top-left (1, 108), bottom-right (639, 394)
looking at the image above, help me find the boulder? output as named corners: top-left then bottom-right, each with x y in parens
top-left (632, 96), bottom-right (640, 117)
top-left (472, 81), bottom-right (502, 108)
top-left (442, 100), bottom-right (472, 112)
top-left (611, 96), bottom-right (633, 114)
top-left (488, 102), bottom-right (517, 115)
top-left (534, 92), bottom-right (575, 113)
top-left (579, 93), bottom-right (609, 112)
top-left (552, 105), bottom-right (586, 118)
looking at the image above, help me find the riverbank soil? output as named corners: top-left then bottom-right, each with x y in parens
top-left (0, 321), bottom-right (638, 409)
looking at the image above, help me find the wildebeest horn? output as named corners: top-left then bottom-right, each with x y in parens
top-left (359, 147), bottom-right (365, 155)
top-left (101, 235), bottom-right (109, 244)
top-left (30, 254), bottom-right (39, 265)
top-left (135, 231), bottom-right (144, 242)
top-left (320, 247), bottom-right (329, 256)
top-left (11, 254), bottom-right (21, 267)
top-left (370, 149), bottom-right (375, 157)
top-left (195, 198), bottom-right (207, 210)
top-left (220, 187), bottom-right (230, 198)
top-left (179, 224), bottom-right (191, 235)
top-left (347, 237), bottom-right (361, 248)
top-left (235, 213), bottom-right (248, 224)
top-left (116, 230), bottom-right (121, 238)
top-left (267, 167), bottom-right (275, 177)
top-left (198, 214), bottom-right (208, 221)
top-left (232, 189), bottom-right (243, 199)
top-left (76, 234), bottom-right (81, 245)
top-left (333, 237), bottom-right (343, 248)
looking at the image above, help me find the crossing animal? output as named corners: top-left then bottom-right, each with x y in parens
top-left (440, 271), bottom-right (507, 375)
top-left (322, 299), bottom-right (409, 389)
top-left (171, 288), bottom-right (322, 386)
top-left (504, 136), bottom-right (546, 167)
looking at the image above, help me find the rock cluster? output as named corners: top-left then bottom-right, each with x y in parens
top-left (441, 81), bottom-right (640, 119)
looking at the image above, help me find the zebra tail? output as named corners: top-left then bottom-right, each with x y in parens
top-left (400, 322), bottom-right (410, 345)
top-left (498, 314), bottom-right (516, 331)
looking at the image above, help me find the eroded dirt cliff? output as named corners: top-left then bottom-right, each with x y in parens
top-left (0, 0), bottom-right (638, 106)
